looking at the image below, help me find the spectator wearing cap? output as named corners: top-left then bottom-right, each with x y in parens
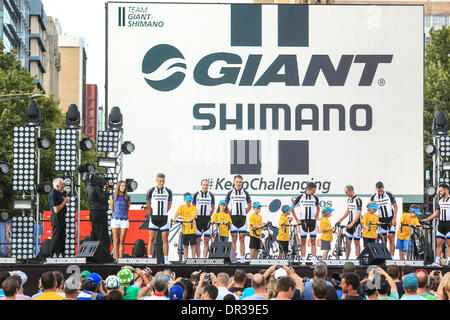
top-left (117, 267), bottom-right (141, 300)
top-left (302, 262), bottom-right (334, 300)
top-left (396, 206), bottom-right (422, 260)
top-left (77, 273), bottom-right (106, 300)
top-left (170, 285), bottom-right (184, 300)
top-left (105, 275), bottom-right (124, 298)
top-left (141, 273), bottom-right (170, 300)
top-left (1, 277), bottom-right (19, 300)
top-left (215, 273), bottom-right (238, 300)
top-left (80, 270), bottom-right (91, 290)
top-left (415, 270), bottom-right (438, 300)
top-left (33, 271), bottom-right (64, 300)
top-left (264, 265), bottom-right (303, 299)
top-left (400, 273), bottom-right (427, 300)
top-left (242, 273), bottom-right (266, 300)
top-left (319, 207), bottom-right (334, 259)
top-left (248, 202), bottom-right (264, 259)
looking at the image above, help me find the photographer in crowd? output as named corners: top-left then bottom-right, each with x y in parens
top-left (86, 173), bottom-right (113, 256)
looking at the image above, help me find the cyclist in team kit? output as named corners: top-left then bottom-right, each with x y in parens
top-left (337, 185), bottom-right (363, 258)
top-left (292, 182), bottom-right (320, 265)
top-left (370, 182), bottom-right (398, 256)
top-left (424, 183), bottom-right (450, 266)
top-left (192, 179), bottom-right (215, 258)
top-left (145, 173), bottom-right (173, 264)
top-left (225, 175), bottom-right (252, 263)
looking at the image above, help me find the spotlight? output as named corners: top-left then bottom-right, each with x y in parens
top-left (425, 185), bottom-right (436, 197)
top-left (425, 143), bottom-right (435, 156)
top-left (78, 163), bottom-right (95, 174)
top-left (80, 138), bottom-right (94, 151)
top-left (12, 126), bottom-right (36, 191)
top-left (25, 100), bottom-right (41, 127)
top-left (0, 161), bottom-right (9, 174)
top-left (36, 182), bottom-right (52, 194)
top-left (63, 177), bottom-right (72, 186)
top-left (126, 179), bottom-right (138, 192)
top-left (66, 104), bottom-right (81, 129)
top-left (108, 106), bottom-right (123, 132)
top-left (54, 129), bottom-right (77, 172)
top-left (11, 216), bottom-right (34, 260)
top-left (433, 110), bottom-right (448, 137)
top-left (97, 131), bottom-right (120, 153)
top-left (0, 209), bottom-right (9, 221)
top-left (37, 137), bottom-right (51, 150)
top-left (13, 199), bottom-right (33, 210)
top-left (98, 157), bottom-right (117, 168)
top-left (121, 141), bottom-right (135, 155)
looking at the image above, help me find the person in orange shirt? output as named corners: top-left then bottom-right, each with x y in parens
top-left (33, 271), bottom-right (64, 300)
top-left (396, 205), bottom-right (422, 260)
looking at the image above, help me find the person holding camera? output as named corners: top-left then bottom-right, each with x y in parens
top-left (49, 178), bottom-right (70, 258)
top-left (86, 174), bottom-right (113, 255)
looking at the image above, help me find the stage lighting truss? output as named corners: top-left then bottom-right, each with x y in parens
top-left (64, 196), bottom-right (77, 257)
top-left (97, 131), bottom-right (120, 153)
top-left (11, 216), bottom-right (35, 260)
top-left (55, 129), bottom-right (78, 172)
top-left (12, 126), bottom-right (37, 192)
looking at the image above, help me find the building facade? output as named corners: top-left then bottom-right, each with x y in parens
top-left (58, 35), bottom-right (86, 123)
top-left (29, 0), bottom-right (46, 92)
top-left (85, 84), bottom-right (97, 142)
top-left (0, 0), bottom-right (30, 68)
top-left (43, 16), bottom-right (61, 99)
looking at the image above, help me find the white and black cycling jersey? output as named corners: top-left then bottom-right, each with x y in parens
top-left (146, 186), bottom-right (173, 216)
top-left (370, 191), bottom-right (396, 219)
top-left (347, 196), bottom-right (363, 224)
top-left (193, 190), bottom-right (215, 216)
top-left (225, 188), bottom-right (251, 216)
top-left (437, 196), bottom-right (450, 222)
top-left (293, 193), bottom-right (319, 220)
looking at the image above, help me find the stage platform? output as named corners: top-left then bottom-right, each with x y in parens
top-left (0, 259), bottom-right (448, 296)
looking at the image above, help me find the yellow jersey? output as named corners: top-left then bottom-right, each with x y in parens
top-left (320, 217), bottom-right (333, 242)
top-left (175, 205), bottom-right (197, 235)
top-left (278, 214), bottom-right (290, 241)
top-left (249, 213), bottom-right (263, 238)
top-left (211, 211), bottom-right (232, 238)
top-left (361, 212), bottom-right (379, 239)
top-left (397, 212), bottom-right (420, 240)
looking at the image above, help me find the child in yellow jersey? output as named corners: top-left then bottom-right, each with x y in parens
top-left (396, 205), bottom-right (422, 260)
top-left (172, 193), bottom-right (198, 259)
top-left (320, 207), bottom-right (334, 259)
top-left (211, 200), bottom-right (232, 242)
top-left (249, 202), bottom-right (264, 259)
top-left (361, 202), bottom-right (380, 248)
top-left (278, 205), bottom-right (296, 258)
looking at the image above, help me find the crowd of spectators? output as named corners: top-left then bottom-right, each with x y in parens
top-left (0, 262), bottom-right (449, 300)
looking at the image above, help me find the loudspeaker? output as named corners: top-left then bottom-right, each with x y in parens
top-left (132, 239), bottom-right (146, 257)
top-left (76, 241), bottom-right (114, 263)
top-left (358, 243), bottom-right (392, 265)
top-left (208, 241), bottom-right (232, 263)
top-left (41, 239), bottom-right (52, 257)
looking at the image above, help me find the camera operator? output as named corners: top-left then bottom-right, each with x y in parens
top-left (86, 174), bottom-right (113, 254)
top-left (49, 178), bottom-right (70, 257)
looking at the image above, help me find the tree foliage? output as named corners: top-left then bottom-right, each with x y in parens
top-left (424, 26), bottom-right (450, 173)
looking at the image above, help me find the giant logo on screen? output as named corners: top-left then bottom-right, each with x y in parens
top-left (141, 5), bottom-right (392, 92)
top-left (142, 44), bottom-right (186, 92)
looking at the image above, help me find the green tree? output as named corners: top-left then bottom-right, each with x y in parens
top-left (424, 26), bottom-right (450, 173)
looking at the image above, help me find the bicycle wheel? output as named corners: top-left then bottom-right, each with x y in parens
top-left (342, 235), bottom-right (350, 260)
top-left (333, 235), bottom-right (342, 259)
top-left (418, 235), bottom-right (434, 265)
top-left (406, 237), bottom-right (415, 260)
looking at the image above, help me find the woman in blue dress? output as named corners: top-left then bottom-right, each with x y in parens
top-left (109, 181), bottom-right (131, 262)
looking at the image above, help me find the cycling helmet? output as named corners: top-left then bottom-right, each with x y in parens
top-left (117, 268), bottom-right (134, 284)
top-left (105, 275), bottom-right (121, 290)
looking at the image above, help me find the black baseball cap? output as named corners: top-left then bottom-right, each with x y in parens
top-left (376, 181), bottom-right (384, 188)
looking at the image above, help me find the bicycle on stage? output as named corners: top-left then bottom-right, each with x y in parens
top-left (170, 219), bottom-right (194, 263)
top-left (401, 220), bottom-right (434, 263)
top-left (368, 222), bottom-right (392, 245)
top-left (286, 223), bottom-right (302, 262)
top-left (209, 221), bottom-right (231, 243)
top-left (255, 222), bottom-right (283, 259)
top-left (332, 223), bottom-right (349, 260)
